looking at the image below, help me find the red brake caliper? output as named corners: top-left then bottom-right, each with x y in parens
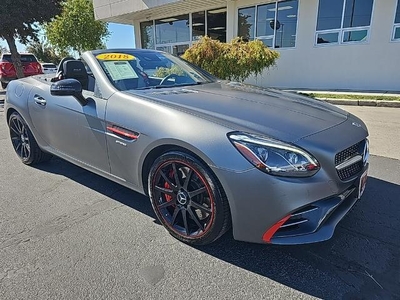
top-left (164, 169), bottom-right (175, 202)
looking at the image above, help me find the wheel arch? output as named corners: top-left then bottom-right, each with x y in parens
top-left (6, 107), bottom-right (18, 124)
top-left (141, 143), bottom-right (221, 198)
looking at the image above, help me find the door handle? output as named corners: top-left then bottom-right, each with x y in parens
top-left (34, 95), bottom-right (47, 106)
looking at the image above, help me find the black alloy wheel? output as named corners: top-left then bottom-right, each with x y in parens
top-left (8, 112), bottom-right (52, 165)
top-left (149, 151), bottom-right (231, 245)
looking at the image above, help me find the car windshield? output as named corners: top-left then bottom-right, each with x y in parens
top-left (42, 64), bottom-right (56, 68)
top-left (94, 50), bottom-right (216, 91)
top-left (1, 54), bottom-right (37, 63)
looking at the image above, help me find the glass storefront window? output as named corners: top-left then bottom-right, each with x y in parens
top-left (140, 21), bottom-right (154, 49)
top-left (192, 11), bottom-right (205, 41)
top-left (343, 0), bottom-right (374, 28)
top-left (395, 27), bottom-right (400, 39)
top-left (238, 1), bottom-right (298, 48)
top-left (276, 0), bottom-right (298, 48)
top-left (207, 8), bottom-right (227, 42)
top-left (238, 7), bottom-right (255, 41)
top-left (316, 0), bottom-right (374, 45)
top-left (316, 32), bottom-right (339, 44)
top-left (394, 0), bottom-right (400, 41)
top-left (342, 29), bottom-right (368, 43)
top-left (256, 3), bottom-right (275, 39)
top-left (155, 15), bottom-right (190, 44)
top-left (141, 9), bottom-right (227, 53)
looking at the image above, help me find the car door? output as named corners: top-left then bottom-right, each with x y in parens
top-left (27, 82), bottom-right (110, 173)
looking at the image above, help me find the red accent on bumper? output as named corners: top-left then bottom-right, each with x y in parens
top-left (262, 215), bottom-right (291, 243)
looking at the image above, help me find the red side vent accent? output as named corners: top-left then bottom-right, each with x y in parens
top-left (107, 125), bottom-right (139, 141)
top-left (262, 215), bottom-right (291, 243)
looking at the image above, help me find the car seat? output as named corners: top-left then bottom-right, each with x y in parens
top-left (62, 60), bottom-right (89, 90)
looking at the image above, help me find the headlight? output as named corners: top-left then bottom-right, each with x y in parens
top-left (228, 132), bottom-right (320, 177)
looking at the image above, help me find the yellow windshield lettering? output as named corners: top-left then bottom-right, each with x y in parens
top-left (96, 53), bottom-right (135, 60)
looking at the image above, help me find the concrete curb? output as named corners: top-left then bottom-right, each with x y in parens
top-left (318, 98), bottom-right (400, 108)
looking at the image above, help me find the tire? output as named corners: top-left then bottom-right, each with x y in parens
top-left (148, 151), bottom-right (231, 245)
top-left (1, 82), bottom-right (7, 89)
top-left (8, 112), bottom-right (52, 165)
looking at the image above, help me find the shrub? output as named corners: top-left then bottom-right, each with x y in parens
top-left (182, 36), bottom-right (280, 82)
top-left (153, 64), bottom-right (185, 78)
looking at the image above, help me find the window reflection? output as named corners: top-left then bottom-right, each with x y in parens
top-left (192, 11), bottom-right (205, 41)
top-left (172, 44), bottom-right (189, 56)
top-left (276, 0), bottom-right (298, 48)
top-left (315, 0), bottom-right (374, 45)
top-left (238, 7), bottom-right (255, 41)
top-left (316, 32), bottom-right (339, 44)
top-left (316, 0), bottom-right (344, 31)
top-left (238, 1), bottom-right (298, 48)
top-left (140, 21), bottom-right (154, 49)
top-left (343, 30), bottom-right (368, 43)
top-left (155, 15), bottom-right (190, 44)
top-left (141, 9), bottom-right (227, 53)
top-left (396, 0), bottom-right (400, 24)
top-left (343, 0), bottom-right (373, 28)
top-left (256, 3), bottom-right (275, 38)
top-left (207, 8), bottom-right (227, 42)
top-left (395, 27), bottom-right (400, 39)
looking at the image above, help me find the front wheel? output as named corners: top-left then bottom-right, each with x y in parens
top-left (148, 151), bottom-right (231, 245)
top-left (8, 112), bottom-right (52, 165)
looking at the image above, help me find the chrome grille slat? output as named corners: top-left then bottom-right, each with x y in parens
top-left (335, 140), bottom-right (366, 181)
top-left (336, 155), bottom-right (362, 170)
top-left (291, 206), bottom-right (318, 217)
top-left (280, 219), bottom-right (308, 228)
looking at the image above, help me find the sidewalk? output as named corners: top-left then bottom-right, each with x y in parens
top-left (288, 89), bottom-right (400, 108)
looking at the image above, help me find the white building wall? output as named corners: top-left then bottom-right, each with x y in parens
top-left (236, 0), bottom-right (400, 91)
top-left (96, 0), bottom-right (400, 91)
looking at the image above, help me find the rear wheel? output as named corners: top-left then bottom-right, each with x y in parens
top-left (8, 112), bottom-right (52, 165)
top-left (148, 151), bottom-right (231, 245)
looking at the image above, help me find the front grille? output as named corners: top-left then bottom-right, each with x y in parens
top-left (335, 140), bottom-right (366, 181)
top-left (335, 142), bottom-right (362, 165)
top-left (337, 162), bottom-right (363, 181)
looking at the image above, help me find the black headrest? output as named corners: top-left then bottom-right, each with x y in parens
top-left (63, 60), bottom-right (87, 78)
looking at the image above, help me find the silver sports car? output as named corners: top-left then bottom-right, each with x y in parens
top-left (5, 49), bottom-right (369, 245)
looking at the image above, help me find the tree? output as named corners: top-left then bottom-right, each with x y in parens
top-left (0, 46), bottom-right (8, 55)
top-left (0, 0), bottom-right (62, 78)
top-left (26, 40), bottom-right (67, 64)
top-left (182, 36), bottom-right (280, 82)
top-left (46, 0), bottom-right (109, 55)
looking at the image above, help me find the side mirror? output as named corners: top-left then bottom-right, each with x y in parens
top-left (50, 78), bottom-right (88, 106)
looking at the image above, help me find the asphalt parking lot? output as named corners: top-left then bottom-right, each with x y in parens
top-left (0, 89), bottom-right (399, 299)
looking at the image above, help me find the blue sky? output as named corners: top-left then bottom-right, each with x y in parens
top-left (0, 23), bottom-right (135, 52)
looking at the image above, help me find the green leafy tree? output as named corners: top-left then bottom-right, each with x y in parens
top-left (182, 36), bottom-right (280, 82)
top-left (46, 0), bottom-right (109, 54)
top-left (26, 40), bottom-right (67, 64)
top-left (0, 0), bottom-right (62, 78)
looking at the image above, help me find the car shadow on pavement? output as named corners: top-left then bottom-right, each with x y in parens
top-left (34, 158), bottom-right (400, 300)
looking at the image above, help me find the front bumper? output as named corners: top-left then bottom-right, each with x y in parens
top-left (211, 162), bottom-right (368, 245)
top-left (270, 175), bottom-right (364, 245)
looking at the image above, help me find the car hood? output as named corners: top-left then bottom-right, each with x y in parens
top-left (130, 82), bottom-right (348, 142)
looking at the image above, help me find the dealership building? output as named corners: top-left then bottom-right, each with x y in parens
top-left (93, 0), bottom-right (400, 91)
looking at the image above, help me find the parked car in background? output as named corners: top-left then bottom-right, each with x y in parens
top-left (41, 62), bottom-right (57, 74)
top-left (0, 53), bottom-right (43, 89)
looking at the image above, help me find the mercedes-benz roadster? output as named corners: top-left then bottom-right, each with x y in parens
top-left (5, 49), bottom-right (369, 245)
